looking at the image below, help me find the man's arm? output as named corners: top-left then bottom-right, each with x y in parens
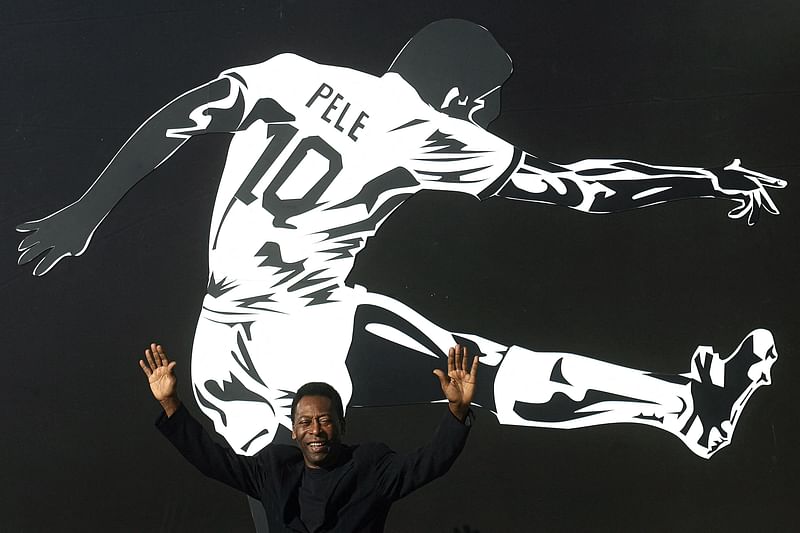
top-left (139, 343), bottom-right (264, 499)
top-left (376, 345), bottom-right (478, 500)
top-left (487, 151), bottom-right (787, 225)
top-left (17, 76), bottom-right (246, 275)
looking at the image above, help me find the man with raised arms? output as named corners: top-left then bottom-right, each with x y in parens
top-left (140, 343), bottom-right (478, 533)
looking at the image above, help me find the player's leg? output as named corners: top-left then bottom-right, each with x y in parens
top-left (346, 290), bottom-right (777, 458)
top-left (347, 291), bottom-right (686, 422)
top-left (345, 288), bottom-right (507, 410)
top-left (494, 329), bottom-right (776, 458)
top-left (190, 310), bottom-right (288, 455)
top-left (347, 290), bottom-right (687, 421)
top-left (191, 294), bottom-right (359, 455)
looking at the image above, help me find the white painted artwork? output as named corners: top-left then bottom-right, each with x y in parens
top-left (18, 20), bottom-right (785, 459)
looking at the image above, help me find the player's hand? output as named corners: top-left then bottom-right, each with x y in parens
top-left (16, 202), bottom-right (100, 276)
top-left (709, 159), bottom-right (787, 226)
top-left (139, 343), bottom-right (179, 410)
top-left (433, 345), bottom-right (479, 421)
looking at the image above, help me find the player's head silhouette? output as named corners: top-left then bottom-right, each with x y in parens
top-left (388, 19), bottom-right (513, 128)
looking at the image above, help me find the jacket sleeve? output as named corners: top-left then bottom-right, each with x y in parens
top-left (374, 408), bottom-right (472, 501)
top-left (156, 403), bottom-right (265, 499)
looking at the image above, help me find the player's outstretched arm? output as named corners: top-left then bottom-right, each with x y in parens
top-left (433, 345), bottom-right (479, 421)
top-left (139, 343), bottom-right (181, 417)
top-left (491, 152), bottom-right (787, 225)
top-left (17, 76), bottom-right (245, 275)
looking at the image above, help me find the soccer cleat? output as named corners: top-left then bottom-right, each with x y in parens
top-left (678, 329), bottom-right (777, 458)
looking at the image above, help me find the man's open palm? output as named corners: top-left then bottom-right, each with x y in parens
top-left (434, 345), bottom-right (479, 415)
top-left (139, 343), bottom-right (177, 402)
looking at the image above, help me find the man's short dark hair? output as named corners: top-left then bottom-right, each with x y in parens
top-left (291, 382), bottom-right (345, 423)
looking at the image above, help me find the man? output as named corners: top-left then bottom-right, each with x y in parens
top-left (19, 19), bottom-right (783, 458)
top-left (140, 342), bottom-right (478, 533)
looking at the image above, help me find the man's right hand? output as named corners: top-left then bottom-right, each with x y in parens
top-left (139, 343), bottom-right (181, 416)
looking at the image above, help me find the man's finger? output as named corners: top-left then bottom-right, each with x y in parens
top-left (447, 346), bottom-right (455, 375)
top-left (469, 355), bottom-right (479, 379)
top-left (145, 347), bottom-right (157, 371)
top-left (156, 344), bottom-right (167, 365)
top-left (454, 345), bottom-right (464, 372)
top-left (154, 345), bottom-right (163, 366)
top-left (139, 359), bottom-right (152, 377)
top-left (151, 344), bottom-right (161, 367)
top-left (433, 369), bottom-right (449, 391)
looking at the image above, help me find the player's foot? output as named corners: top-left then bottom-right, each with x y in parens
top-left (678, 329), bottom-right (777, 458)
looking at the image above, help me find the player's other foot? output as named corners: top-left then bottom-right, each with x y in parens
top-left (679, 329), bottom-right (777, 459)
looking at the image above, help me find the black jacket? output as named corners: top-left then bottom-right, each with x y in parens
top-left (156, 404), bottom-right (470, 532)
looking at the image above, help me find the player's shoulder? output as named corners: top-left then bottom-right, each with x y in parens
top-left (264, 52), bottom-right (313, 68)
top-left (221, 52), bottom-right (315, 80)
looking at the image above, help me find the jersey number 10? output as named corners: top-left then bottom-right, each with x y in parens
top-left (235, 123), bottom-right (343, 229)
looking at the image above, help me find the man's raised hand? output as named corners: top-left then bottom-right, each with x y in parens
top-left (434, 345), bottom-right (479, 421)
top-left (139, 343), bottom-right (181, 416)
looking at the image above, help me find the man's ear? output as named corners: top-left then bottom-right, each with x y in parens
top-left (291, 428), bottom-right (297, 441)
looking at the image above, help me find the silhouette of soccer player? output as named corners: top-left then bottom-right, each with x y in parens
top-left (18, 19), bottom-right (784, 458)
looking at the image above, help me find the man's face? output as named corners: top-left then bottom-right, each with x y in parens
top-left (291, 395), bottom-right (344, 469)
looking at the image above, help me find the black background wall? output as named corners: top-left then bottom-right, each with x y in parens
top-left (2, 1), bottom-right (799, 531)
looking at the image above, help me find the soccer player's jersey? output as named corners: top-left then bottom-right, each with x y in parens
top-left (201, 53), bottom-right (516, 313)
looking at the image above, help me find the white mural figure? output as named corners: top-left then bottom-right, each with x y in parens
top-left (18, 20), bottom-right (784, 459)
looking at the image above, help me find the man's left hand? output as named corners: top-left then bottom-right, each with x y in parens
top-left (434, 345), bottom-right (479, 422)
